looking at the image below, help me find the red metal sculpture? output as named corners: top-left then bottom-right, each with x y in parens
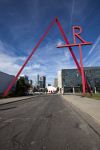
top-left (57, 25), bottom-right (92, 95)
top-left (3, 18), bottom-right (92, 97)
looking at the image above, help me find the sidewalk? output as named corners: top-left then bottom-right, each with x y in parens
top-left (0, 96), bottom-right (36, 105)
top-left (62, 94), bottom-right (100, 125)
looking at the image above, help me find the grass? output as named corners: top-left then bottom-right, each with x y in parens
top-left (84, 93), bottom-right (100, 100)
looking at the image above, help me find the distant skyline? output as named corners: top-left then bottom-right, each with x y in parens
top-left (0, 0), bottom-right (100, 84)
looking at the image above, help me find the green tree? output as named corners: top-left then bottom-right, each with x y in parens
top-left (57, 87), bottom-right (59, 92)
top-left (79, 84), bottom-right (82, 92)
top-left (33, 86), bottom-right (38, 92)
top-left (15, 77), bottom-right (29, 96)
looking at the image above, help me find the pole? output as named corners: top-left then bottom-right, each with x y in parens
top-left (79, 44), bottom-right (85, 95)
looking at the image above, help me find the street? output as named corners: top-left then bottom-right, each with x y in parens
top-left (0, 95), bottom-right (100, 150)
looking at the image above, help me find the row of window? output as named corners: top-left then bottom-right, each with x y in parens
top-left (62, 68), bottom-right (100, 87)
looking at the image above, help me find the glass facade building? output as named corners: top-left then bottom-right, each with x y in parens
top-left (40, 76), bottom-right (46, 89)
top-left (59, 67), bottom-right (100, 92)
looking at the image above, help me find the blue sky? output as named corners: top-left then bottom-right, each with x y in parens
top-left (0, 0), bottom-right (100, 84)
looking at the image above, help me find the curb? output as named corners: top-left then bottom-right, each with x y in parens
top-left (0, 95), bottom-right (38, 106)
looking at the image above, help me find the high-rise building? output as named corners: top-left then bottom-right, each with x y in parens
top-left (53, 78), bottom-right (58, 87)
top-left (36, 74), bottom-right (46, 89)
top-left (24, 75), bottom-right (29, 85)
top-left (58, 71), bottom-right (62, 89)
top-left (29, 80), bottom-right (33, 86)
top-left (40, 76), bottom-right (46, 88)
top-left (37, 74), bottom-right (39, 85)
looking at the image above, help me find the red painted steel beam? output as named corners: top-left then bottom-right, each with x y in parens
top-left (72, 26), bottom-right (87, 44)
top-left (3, 18), bottom-right (56, 97)
top-left (57, 42), bottom-right (92, 48)
top-left (55, 18), bottom-right (81, 73)
top-left (79, 44), bottom-right (86, 95)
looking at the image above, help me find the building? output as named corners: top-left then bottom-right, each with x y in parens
top-left (58, 71), bottom-right (62, 89)
top-left (58, 67), bottom-right (100, 93)
top-left (39, 80), bottom-right (43, 88)
top-left (37, 74), bottom-right (40, 86)
top-left (29, 80), bottom-right (33, 86)
top-left (40, 76), bottom-right (46, 89)
top-left (0, 71), bottom-right (15, 95)
top-left (47, 86), bottom-right (56, 93)
top-left (24, 75), bottom-right (29, 85)
top-left (28, 80), bottom-right (33, 95)
top-left (36, 75), bottom-right (46, 89)
top-left (53, 78), bottom-right (58, 87)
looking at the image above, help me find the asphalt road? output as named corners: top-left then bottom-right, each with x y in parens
top-left (0, 95), bottom-right (100, 150)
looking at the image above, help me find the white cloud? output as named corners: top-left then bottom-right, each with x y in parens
top-left (33, 64), bottom-right (40, 69)
top-left (70, 0), bottom-right (75, 26)
top-left (0, 41), bottom-right (20, 75)
top-left (56, 39), bottom-right (64, 46)
top-left (0, 51), bottom-right (41, 80)
top-left (0, 40), bottom-right (31, 77)
top-left (0, 39), bottom-right (76, 85)
top-left (88, 35), bottom-right (100, 56)
top-left (83, 35), bottom-right (100, 66)
top-left (64, 51), bottom-right (71, 61)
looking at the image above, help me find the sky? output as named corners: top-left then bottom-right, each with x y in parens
top-left (0, 0), bottom-right (100, 85)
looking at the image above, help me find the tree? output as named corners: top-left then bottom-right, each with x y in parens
top-left (33, 86), bottom-right (38, 92)
top-left (79, 84), bottom-right (82, 92)
top-left (56, 87), bottom-right (59, 92)
top-left (15, 77), bottom-right (29, 96)
top-left (44, 88), bottom-right (48, 93)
